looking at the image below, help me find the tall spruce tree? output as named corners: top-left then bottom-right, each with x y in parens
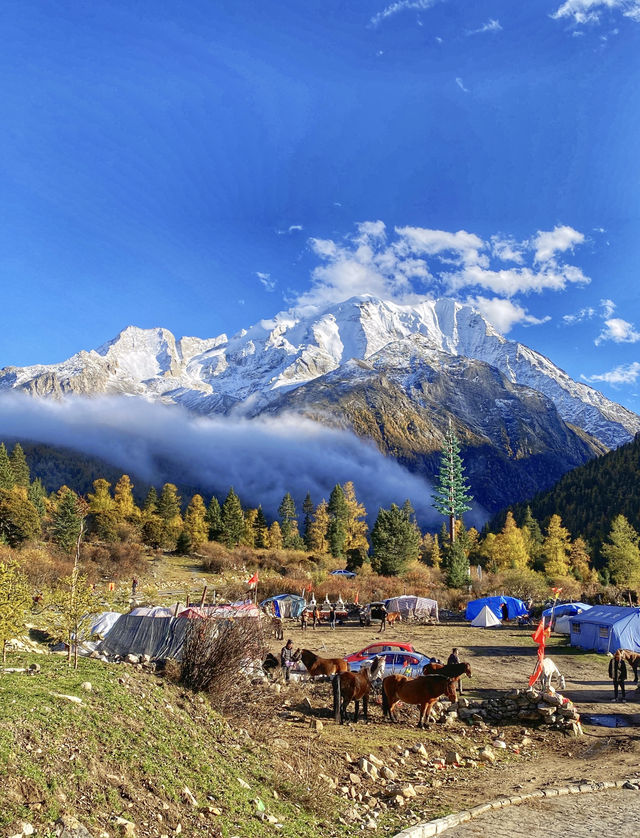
top-left (27, 478), bottom-right (47, 517)
top-left (143, 487), bottom-right (159, 513)
top-left (254, 506), bottom-right (268, 548)
top-left (302, 492), bottom-right (314, 550)
top-left (221, 488), bottom-right (244, 548)
top-left (432, 426), bottom-right (472, 543)
top-left (278, 492), bottom-right (299, 549)
top-left (52, 488), bottom-right (84, 554)
top-left (443, 538), bottom-right (470, 588)
top-left (0, 444), bottom-right (15, 491)
top-left (205, 496), bottom-right (223, 542)
top-left (9, 443), bottom-right (30, 488)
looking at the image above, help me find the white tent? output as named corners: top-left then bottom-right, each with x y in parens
top-left (385, 595), bottom-right (439, 621)
top-left (554, 614), bottom-right (573, 634)
top-left (471, 605), bottom-right (502, 628)
top-left (90, 612), bottom-right (123, 638)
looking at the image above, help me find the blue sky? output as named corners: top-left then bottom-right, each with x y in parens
top-left (1, 0), bottom-right (639, 409)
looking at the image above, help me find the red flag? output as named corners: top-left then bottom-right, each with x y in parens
top-left (531, 619), bottom-right (547, 645)
top-left (247, 571), bottom-right (258, 587)
top-left (306, 582), bottom-right (312, 593)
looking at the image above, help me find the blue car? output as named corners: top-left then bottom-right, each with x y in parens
top-left (348, 650), bottom-right (433, 678)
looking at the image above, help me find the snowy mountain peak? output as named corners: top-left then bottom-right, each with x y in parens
top-left (0, 295), bottom-right (638, 449)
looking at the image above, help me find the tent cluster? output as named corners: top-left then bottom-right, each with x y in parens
top-left (465, 596), bottom-right (528, 628)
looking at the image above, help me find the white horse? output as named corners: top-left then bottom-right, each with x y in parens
top-left (540, 657), bottom-right (566, 691)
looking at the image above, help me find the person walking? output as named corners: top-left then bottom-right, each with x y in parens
top-left (281, 639), bottom-right (295, 682)
top-left (609, 654), bottom-right (627, 702)
top-left (329, 603), bottom-right (337, 630)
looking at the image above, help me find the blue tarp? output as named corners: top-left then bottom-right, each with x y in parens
top-left (260, 594), bottom-right (306, 618)
top-left (542, 602), bottom-right (591, 618)
top-left (570, 606), bottom-right (640, 654)
top-left (465, 596), bottom-right (528, 621)
top-left (331, 570), bottom-right (356, 578)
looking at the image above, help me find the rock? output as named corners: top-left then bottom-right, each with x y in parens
top-left (81, 682), bottom-right (92, 692)
top-left (310, 719), bottom-right (323, 732)
top-left (114, 817), bottom-right (136, 837)
top-left (380, 767), bottom-right (396, 781)
top-left (391, 795), bottom-right (405, 807)
top-left (479, 748), bottom-right (496, 763)
top-left (52, 693), bottom-right (83, 705)
top-left (237, 778), bottom-right (251, 789)
top-left (445, 751), bottom-right (461, 765)
top-left (273, 738), bottom-right (289, 749)
top-left (21, 825), bottom-right (35, 836)
top-left (412, 744), bottom-right (428, 757)
top-left (141, 654), bottom-right (151, 663)
top-left (349, 773), bottom-right (361, 785)
top-left (492, 740), bottom-right (507, 749)
top-left (26, 664), bottom-right (41, 675)
top-left (521, 736), bottom-right (532, 746)
top-left (124, 654), bottom-right (139, 665)
top-left (401, 785), bottom-right (417, 799)
top-left (367, 754), bottom-right (384, 768)
top-left (55, 816), bottom-right (94, 838)
top-left (182, 786), bottom-right (198, 807)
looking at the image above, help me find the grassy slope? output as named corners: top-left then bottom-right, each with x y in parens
top-left (0, 654), bottom-right (347, 838)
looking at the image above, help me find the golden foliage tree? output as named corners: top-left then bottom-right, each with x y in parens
top-left (343, 482), bottom-right (369, 554)
top-left (543, 514), bottom-right (571, 578)
top-left (0, 560), bottom-right (30, 664)
top-left (184, 494), bottom-right (209, 549)
top-left (307, 500), bottom-right (329, 554)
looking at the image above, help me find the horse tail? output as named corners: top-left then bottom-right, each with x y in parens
top-left (333, 673), bottom-right (341, 723)
top-left (381, 681), bottom-right (389, 719)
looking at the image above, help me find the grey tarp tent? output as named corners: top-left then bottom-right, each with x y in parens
top-left (385, 595), bottom-right (439, 621)
top-left (99, 615), bottom-right (190, 660)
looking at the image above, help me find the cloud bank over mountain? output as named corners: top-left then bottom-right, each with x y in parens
top-left (0, 393), bottom-right (488, 527)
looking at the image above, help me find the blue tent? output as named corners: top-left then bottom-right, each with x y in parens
top-left (542, 602), bottom-right (591, 618)
top-left (260, 594), bottom-right (306, 618)
top-left (569, 605), bottom-right (640, 654)
top-left (331, 569), bottom-right (356, 578)
top-left (465, 596), bottom-right (528, 622)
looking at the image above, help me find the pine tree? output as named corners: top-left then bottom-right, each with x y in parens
top-left (157, 483), bottom-right (183, 547)
top-left (278, 492), bottom-right (299, 549)
top-left (308, 500), bottom-right (330, 553)
top-left (432, 426), bottom-right (472, 543)
top-left (601, 515), bottom-right (640, 589)
top-left (51, 488), bottom-right (84, 554)
top-left (221, 488), bottom-right (244, 548)
top-left (184, 494), bottom-right (209, 549)
top-left (269, 520), bottom-right (283, 550)
top-left (328, 484), bottom-right (348, 558)
top-left (205, 496), bottom-right (223, 542)
top-left (302, 493), bottom-right (314, 550)
top-left (543, 514), bottom-right (571, 577)
top-left (141, 514), bottom-right (164, 549)
top-left (254, 506), bottom-right (268, 548)
top-left (27, 478), bottom-right (47, 517)
top-left (569, 536), bottom-right (592, 582)
top-left (9, 443), bottom-right (30, 488)
top-left (0, 560), bottom-right (30, 664)
top-left (343, 482), bottom-right (369, 554)
top-left (443, 538), bottom-right (470, 588)
top-left (0, 489), bottom-right (41, 546)
top-left (371, 504), bottom-right (420, 576)
top-left (143, 487), bottom-right (158, 513)
top-left (0, 444), bottom-right (15, 491)
top-left (175, 528), bottom-right (192, 555)
top-left (521, 506), bottom-right (544, 570)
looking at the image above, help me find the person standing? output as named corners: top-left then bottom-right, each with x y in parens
top-left (329, 603), bottom-right (337, 630)
top-left (378, 604), bottom-right (388, 633)
top-left (447, 648), bottom-right (460, 667)
top-left (500, 602), bottom-right (509, 622)
top-left (281, 639), bottom-right (295, 682)
top-left (609, 654), bottom-right (627, 702)
top-left (300, 610), bottom-right (308, 632)
top-left (312, 605), bottom-right (320, 629)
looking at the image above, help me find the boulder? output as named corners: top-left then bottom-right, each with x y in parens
top-left (445, 751), bottom-right (461, 765)
top-left (55, 816), bottom-right (94, 838)
top-left (479, 748), bottom-right (496, 764)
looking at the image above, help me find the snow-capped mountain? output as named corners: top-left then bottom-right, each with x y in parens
top-left (2, 296), bottom-right (637, 449)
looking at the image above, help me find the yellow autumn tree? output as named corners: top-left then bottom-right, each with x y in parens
top-left (491, 511), bottom-right (530, 571)
top-left (307, 501), bottom-right (329, 554)
top-left (543, 514), bottom-right (571, 577)
top-left (114, 475), bottom-right (139, 522)
top-left (343, 482), bottom-right (369, 554)
top-left (184, 494), bottom-right (209, 549)
top-left (269, 520), bottom-right (283, 550)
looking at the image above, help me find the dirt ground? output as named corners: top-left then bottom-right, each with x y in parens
top-left (255, 617), bottom-right (640, 822)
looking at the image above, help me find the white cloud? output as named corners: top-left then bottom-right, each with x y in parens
top-left (370, 0), bottom-right (440, 27)
top-left (551, 0), bottom-right (640, 25)
top-left (582, 361), bottom-right (640, 385)
top-left (257, 272), bottom-right (276, 292)
top-left (277, 224), bottom-right (303, 235)
top-left (293, 221), bottom-right (589, 322)
top-left (468, 296), bottom-right (550, 333)
top-left (467, 19), bottom-right (502, 35)
top-left (595, 317), bottom-right (640, 345)
top-left (600, 298), bottom-right (616, 317)
top-left (532, 225), bottom-right (585, 264)
top-left (455, 77), bottom-right (469, 93)
top-left (563, 306), bottom-right (596, 324)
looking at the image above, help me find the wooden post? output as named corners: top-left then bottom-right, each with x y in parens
top-left (200, 586), bottom-right (207, 607)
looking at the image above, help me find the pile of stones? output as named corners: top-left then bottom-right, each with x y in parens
top-left (450, 687), bottom-right (582, 735)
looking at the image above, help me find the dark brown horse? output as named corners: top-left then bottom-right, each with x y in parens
top-left (382, 674), bottom-right (457, 727)
top-left (422, 661), bottom-right (471, 694)
top-left (301, 648), bottom-right (349, 677)
top-left (332, 656), bottom-right (385, 724)
top-left (615, 649), bottom-right (640, 682)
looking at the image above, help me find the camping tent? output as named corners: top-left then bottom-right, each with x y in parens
top-left (129, 605), bottom-right (181, 618)
top-left (570, 606), bottom-right (640, 654)
top-left (90, 612), bottom-right (123, 638)
top-left (542, 602), bottom-right (591, 619)
top-left (260, 594), bottom-right (306, 618)
top-left (465, 596), bottom-right (528, 622)
top-left (554, 614), bottom-right (573, 634)
top-left (385, 595), bottom-right (439, 621)
top-left (471, 605), bottom-right (502, 628)
top-left (100, 615), bottom-right (189, 660)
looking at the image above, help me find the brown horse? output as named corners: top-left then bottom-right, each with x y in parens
top-left (301, 648), bottom-right (349, 677)
top-left (332, 656), bottom-right (385, 724)
top-left (382, 674), bottom-right (457, 727)
top-left (387, 611), bottom-right (401, 625)
top-left (615, 649), bottom-right (640, 682)
top-left (422, 661), bottom-right (471, 694)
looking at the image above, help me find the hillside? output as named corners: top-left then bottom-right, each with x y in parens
top-left (492, 433), bottom-right (640, 561)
